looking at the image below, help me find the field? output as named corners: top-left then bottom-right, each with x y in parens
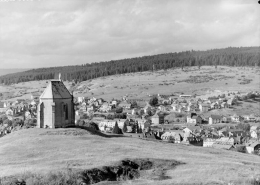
top-left (73, 66), bottom-right (260, 103)
top-left (1, 66), bottom-right (259, 101)
top-left (0, 66), bottom-right (259, 116)
top-left (0, 128), bottom-right (260, 185)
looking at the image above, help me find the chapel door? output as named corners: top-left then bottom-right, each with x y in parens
top-left (40, 103), bottom-right (44, 128)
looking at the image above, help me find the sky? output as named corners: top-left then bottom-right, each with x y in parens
top-left (0, 0), bottom-right (259, 69)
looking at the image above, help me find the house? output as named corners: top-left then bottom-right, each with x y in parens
top-left (118, 101), bottom-right (131, 109)
top-left (246, 140), bottom-right (260, 154)
top-left (37, 78), bottom-right (75, 128)
top-left (158, 105), bottom-right (166, 112)
top-left (143, 103), bottom-right (152, 114)
top-left (25, 111), bottom-right (32, 120)
top-left (99, 119), bottom-right (127, 130)
top-left (199, 103), bottom-right (209, 112)
top-left (77, 97), bottom-right (85, 103)
top-left (222, 116), bottom-right (231, 123)
top-left (250, 126), bottom-right (258, 139)
top-left (161, 131), bottom-right (181, 143)
top-left (231, 114), bottom-right (242, 123)
top-left (151, 112), bottom-right (164, 125)
top-left (0, 102), bottom-right (8, 113)
top-left (227, 98), bottom-right (235, 107)
top-left (131, 108), bottom-right (138, 115)
top-left (135, 118), bottom-right (146, 129)
top-left (187, 104), bottom-right (196, 112)
top-left (203, 138), bottom-right (216, 147)
top-left (210, 103), bottom-right (219, 109)
top-left (212, 137), bottom-right (235, 150)
top-left (171, 103), bottom-right (179, 112)
top-left (221, 102), bottom-right (228, 108)
top-left (111, 100), bottom-right (118, 106)
top-left (228, 129), bottom-right (246, 137)
top-left (0, 102), bottom-right (7, 108)
top-left (208, 115), bottom-right (222, 124)
top-left (99, 102), bottom-right (111, 112)
top-left (176, 106), bottom-right (185, 113)
top-left (5, 108), bottom-right (15, 116)
top-left (186, 113), bottom-right (202, 125)
top-left (187, 136), bottom-right (203, 146)
top-left (244, 114), bottom-right (256, 122)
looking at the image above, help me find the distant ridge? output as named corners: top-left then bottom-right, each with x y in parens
top-left (0, 47), bottom-right (259, 85)
top-left (0, 68), bottom-right (30, 76)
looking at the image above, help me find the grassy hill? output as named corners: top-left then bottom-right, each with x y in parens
top-left (1, 66), bottom-right (259, 115)
top-left (0, 128), bottom-right (259, 184)
top-left (0, 47), bottom-right (259, 85)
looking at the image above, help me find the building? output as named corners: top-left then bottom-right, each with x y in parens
top-left (199, 103), bottom-right (209, 112)
top-left (187, 113), bottom-right (202, 125)
top-left (161, 131), bottom-right (182, 143)
top-left (209, 115), bottom-right (222, 124)
top-left (37, 79), bottom-right (75, 128)
top-left (151, 112), bottom-right (164, 125)
top-left (231, 114), bottom-right (242, 123)
top-left (118, 101), bottom-right (131, 109)
top-left (246, 140), bottom-right (260, 154)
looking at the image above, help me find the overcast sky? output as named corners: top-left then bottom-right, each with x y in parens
top-left (0, 0), bottom-right (259, 69)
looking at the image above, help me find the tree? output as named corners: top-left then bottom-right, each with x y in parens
top-left (12, 119), bottom-right (23, 127)
top-left (122, 122), bottom-right (127, 133)
top-left (85, 121), bottom-right (99, 131)
top-left (77, 120), bottom-right (85, 126)
top-left (3, 119), bottom-right (12, 127)
top-left (24, 119), bottom-right (37, 128)
top-left (149, 96), bottom-right (158, 106)
top-left (135, 123), bottom-right (139, 133)
top-left (131, 101), bottom-right (138, 108)
top-left (112, 122), bottom-right (123, 134)
top-left (115, 106), bottom-right (123, 113)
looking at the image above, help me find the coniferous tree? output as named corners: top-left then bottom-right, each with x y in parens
top-left (122, 122), bottom-right (127, 133)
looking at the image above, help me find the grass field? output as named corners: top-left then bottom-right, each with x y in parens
top-left (1, 66), bottom-right (259, 102)
top-left (73, 66), bottom-right (260, 101)
top-left (0, 128), bottom-right (260, 184)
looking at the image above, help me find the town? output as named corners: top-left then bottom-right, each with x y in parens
top-left (0, 76), bottom-right (259, 156)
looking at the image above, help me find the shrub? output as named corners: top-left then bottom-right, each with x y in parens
top-left (84, 122), bottom-right (99, 131)
top-left (24, 119), bottom-right (37, 128)
top-left (149, 96), bottom-right (158, 106)
top-left (3, 119), bottom-right (12, 127)
top-left (115, 106), bottom-right (123, 113)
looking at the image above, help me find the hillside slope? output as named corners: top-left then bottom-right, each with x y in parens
top-left (0, 47), bottom-right (259, 85)
top-left (0, 128), bottom-right (259, 184)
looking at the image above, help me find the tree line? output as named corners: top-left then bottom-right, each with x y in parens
top-left (0, 46), bottom-right (259, 85)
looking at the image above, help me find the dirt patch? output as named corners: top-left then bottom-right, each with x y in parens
top-left (79, 158), bottom-right (183, 184)
top-left (40, 129), bottom-right (91, 136)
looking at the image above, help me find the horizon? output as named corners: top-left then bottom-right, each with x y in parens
top-left (0, 0), bottom-right (258, 69)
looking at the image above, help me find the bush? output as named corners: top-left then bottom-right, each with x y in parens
top-left (84, 122), bottom-right (99, 131)
top-left (24, 119), bottom-right (37, 128)
top-left (12, 119), bottom-right (24, 127)
top-left (115, 106), bottom-right (123, 113)
top-left (3, 119), bottom-right (12, 127)
top-left (149, 96), bottom-right (158, 106)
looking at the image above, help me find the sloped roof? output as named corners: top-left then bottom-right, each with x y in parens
top-left (40, 80), bottom-right (72, 99)
top-left (210, 115), bottom-right (222, 120)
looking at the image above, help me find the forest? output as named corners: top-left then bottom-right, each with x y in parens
top-left (0, 46), bottom-right (259, 85)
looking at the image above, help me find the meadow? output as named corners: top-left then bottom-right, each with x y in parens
top-left (0, 128), bottom-right (260, 185)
